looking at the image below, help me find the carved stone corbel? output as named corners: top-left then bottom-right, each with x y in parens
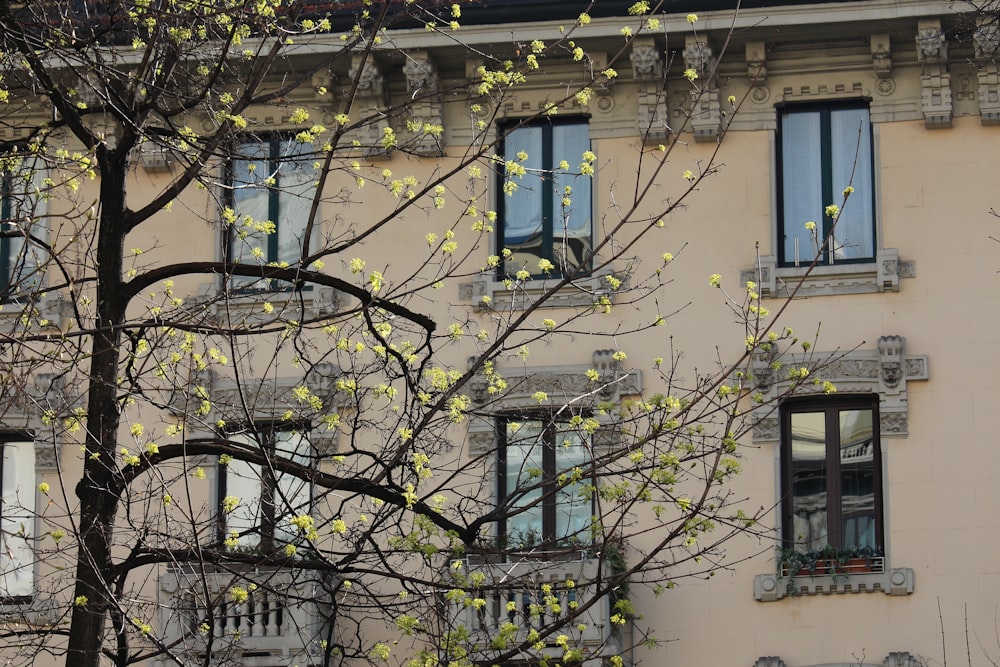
top-left (746, 41), bottom-right (767, 87)
top-left (348, 55), bottom-right (391, 156)
top-left (683, 35), bottom-right (721, 142)
top-left (974, 18), bottom-right (1000, 125)
top-left (402, 51), bottom-right (444, 156)
top-left (915, 20), bottom-right (952, 128)
top-left (878, 334), bottom-right (904, 393)
top-left (630, 38), bottom-right (669, 143)
top-left (871, 34), bottom-right (892, 79)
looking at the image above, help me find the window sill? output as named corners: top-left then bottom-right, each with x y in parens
top-left (754, 566), bottom-right (914, 601)
top-left (203, 284), bottom-right (340, 324)
top-left (0, 596), bottom-right (61, 624)
top-left (459, 271), bottom-right (619, 311)
top-left (740, 248), bottom-right (914, 298)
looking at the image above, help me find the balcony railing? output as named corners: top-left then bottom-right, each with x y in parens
top-left (157, 566), bottom-right (332, 667)
top-left (451, 557), bottom-right (621, 662)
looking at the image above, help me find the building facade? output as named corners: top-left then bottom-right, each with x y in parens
top-left (0, 1), bottom-right (998, 667)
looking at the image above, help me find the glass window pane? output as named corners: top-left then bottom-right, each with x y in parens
top-left (502, 127), bottom-right (545, 275)
top-left (781, 111), bottom-right (823, 265)
top-left (223, 432), bottom-right (263, 548)
top-left (551, 124), bottom-right (592, 273)
top-left (274, 431), bottom-right (311, 544)
top-left (275, 139), bottom-right (314, 268)
top-left (839, 408), bottom-right (876, 548)
top-left (830, 109), bottom-right (874, 261)
top-left (505, 420), bottom-right (544, 546)
top-left (554, 427), bottom-right (591, 543)
top-left (1, 441), bottom-right (35, 597)
top-left (790, 412), bottom-right (828, 551)
top-left (230, 142), bottom-right (270, 289)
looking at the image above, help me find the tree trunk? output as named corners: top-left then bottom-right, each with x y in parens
top-left (65, 151), bottom-right (128, 667)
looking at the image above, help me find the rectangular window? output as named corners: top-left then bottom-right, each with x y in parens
top-left (218, 426), bottom-right (312, 552)
top-left (498, 418), bottom-right (592, 548)
top-left (1, 155), bottom-right (47, 296)
top-left (497, 120), bottom-right (592, 278)
top-left (778, 103), bottom-right (875, 267)
top-left (226, 137), bottom-right (315, 291)
top-left (781, 397), bottom-right (882, 553)
top-left (1, 439), bottom-right (35, 599)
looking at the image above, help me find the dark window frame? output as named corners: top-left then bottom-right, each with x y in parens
top-left (496, 117), bottom-right (593, 279)
top-left (0, 153), bottom-right (46, 297)
top-left (496, 415), bottom-right (594, 549)
top-left (223, 135), bottom-right (315, 292)
top-left (0, 433), bottom-right (35, 603)
top-left (217, 422), bottom-right (313, 553)
top-left (779, 395), bottom-right (884, 553)
top-left (776, 100), bottom-right (876, 268)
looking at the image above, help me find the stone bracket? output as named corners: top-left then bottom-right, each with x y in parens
top-left (403, 51), bottom-right (444, 156)
top-left (630, 38), bottom-right (669, 143)
top-left (974, 18), bottom-right (1000, 125)
top-left (347, 54), bottom-right (390, 156)
top-left (916, 19), bottom-right (952, 128)
top-left (871, 34), bottom-right (892, 79)
top-left (684, 35), bottom-right (721, 142)
top-left (746, 41), bottom-right (767, 87)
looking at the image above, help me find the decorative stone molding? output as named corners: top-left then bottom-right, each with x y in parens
top-left (915, 19), bottom-right (952, 128)
top-left (402, 51), bottom-right (444, 156)
top-left (465, 351), bottom-right (643, 455)
top-left (683, 35), bottom-right (721, 142)
top-left (871, 34), bottom-right (892, 79)
top-left (347, 54), bottom-right (390, 156)
top-left (740, 249), bottom-right (914, 299)
top-left (753, 658), bottom-right (787, 667)
top-left (749, 336), bottom-right (929, 442)
top-left (459, 272), bottom-right (622, 312)
top-left (0, 372), bottom-right (75, 466)
top-left (746, 41), bottom-right (767, 87)
top-left (630, 38), bottom-right (669, 143)
top-left (754, 566), bottom-right (914, 601)
top-left (753, 654), bottom-right (921, 667)
top-left (974, 18), bottom-right (1000, 125)
top-left (207, 285), bottom-right (341, 325)
top-left (168, 364), bottom-right (341, 454)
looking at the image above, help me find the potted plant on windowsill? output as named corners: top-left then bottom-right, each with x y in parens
top-left (779, 545), bottom-right (883, 578)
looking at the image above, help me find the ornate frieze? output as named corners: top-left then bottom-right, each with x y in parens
top-left (465, 352), bottom-right (643, 455)
top-left (749, 336), bottom-right (929, 442)
top-left (915, 19), bottom-right (952, 128)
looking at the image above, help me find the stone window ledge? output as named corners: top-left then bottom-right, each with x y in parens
top-left (753, 566), bottom-right (914, 601)
top-left (740, 248), bottom-right (914, 298)
top-left (199, 284), bottom-right (340, 324)
top-left (458, 272), bottom-right (619, 311)
top-left (0, 597), bottom-right (61, 624)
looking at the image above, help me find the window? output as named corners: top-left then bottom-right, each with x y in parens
top-left (1, 439), bottom-right (35, 599)
top-left (498, 418), bottom-right (592, 548)
top-left (1, 155), bottom-right (47, 296)
top-left (497, 120), bottom-right (592, 277)
top-left (780, 396), bottom-right (882, 553)
top-left (226, 137), bottom-right (315, 290)
top-left (218, 425), bottom-right (312, 551)
top-left (777, 103), bottom-right (875, 267)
